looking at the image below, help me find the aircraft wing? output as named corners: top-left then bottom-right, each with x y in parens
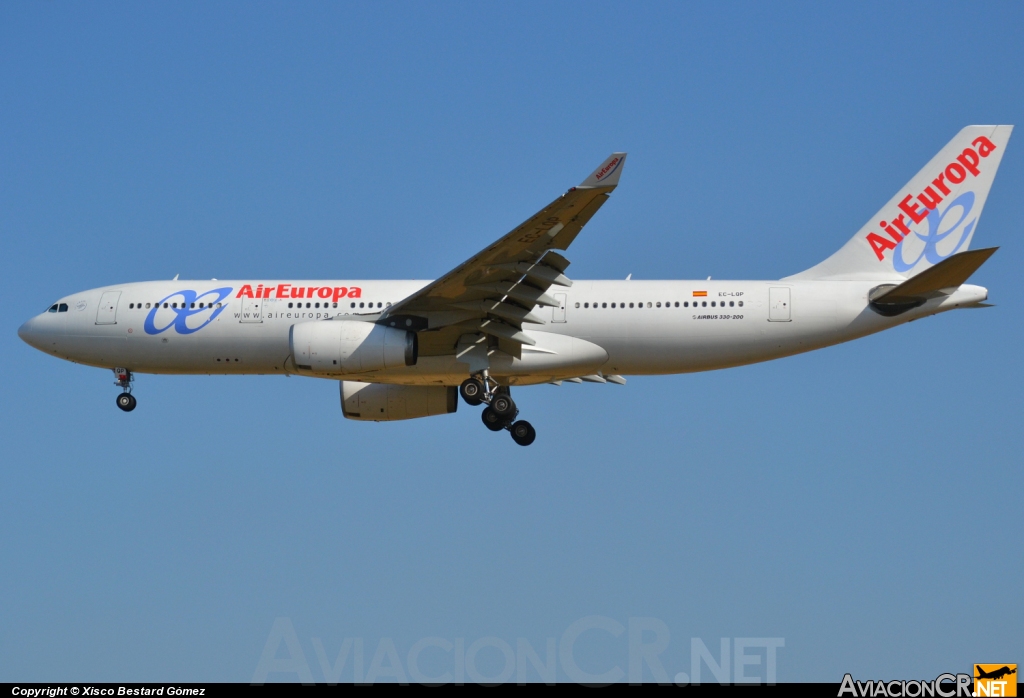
top-left (381, 153), bottom-right (626, 355)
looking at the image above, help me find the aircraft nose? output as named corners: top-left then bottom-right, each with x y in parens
top-left (19, 318), bottom-right (33, 343)
top-left (18, 317), bottom-right (44, 350)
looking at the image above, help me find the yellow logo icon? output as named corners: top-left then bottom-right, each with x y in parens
top-left (975, 664), bottom-right (1017, 697)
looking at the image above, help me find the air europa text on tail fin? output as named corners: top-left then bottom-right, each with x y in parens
top-left (786, 125), bottom-right (1011, 281)
top-left (866, 136), bottom-right (999, 262)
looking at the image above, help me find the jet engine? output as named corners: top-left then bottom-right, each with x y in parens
top-left (290, 320), bottom-right (417, 374)
top-left (340, 381), bottom-right (458, 421)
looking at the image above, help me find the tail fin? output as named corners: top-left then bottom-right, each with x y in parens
top-left (787, 126), bottom-right (1012, 280)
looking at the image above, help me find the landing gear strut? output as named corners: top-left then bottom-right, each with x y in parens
top-left (462, 373), bottom-right (535, 446)
top-left (114, 368), bottom-right (136, 412)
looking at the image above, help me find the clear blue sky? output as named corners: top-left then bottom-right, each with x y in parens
top-left (1, 1), bottom-right (1020, 683)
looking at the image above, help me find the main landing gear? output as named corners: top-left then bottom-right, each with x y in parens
top-left (461, 374), bottom-right (536, 446)
top-left (114, 368), bottom-right (136, 412)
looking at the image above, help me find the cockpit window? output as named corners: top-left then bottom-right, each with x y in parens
top-left (47, 304), bottom-right (58, 313)
top-left (58, 303), bottom-right (68, 312)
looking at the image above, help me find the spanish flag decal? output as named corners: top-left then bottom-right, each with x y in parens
top-left (692, 291), bottom-right (708, 297)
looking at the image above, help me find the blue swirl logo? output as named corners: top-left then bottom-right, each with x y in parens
top-left (144, 287), bottom-right (233, 335)
top-left (893, 192), bottom-right (976, 273)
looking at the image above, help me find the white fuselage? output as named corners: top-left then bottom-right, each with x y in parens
top-left (18, 278), bottom-right (987, 386)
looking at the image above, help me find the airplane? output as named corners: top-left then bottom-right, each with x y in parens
top-left (975, 666), bottom-right (1016, 681)
top-left (18, 126), bottom-right (1012, 446)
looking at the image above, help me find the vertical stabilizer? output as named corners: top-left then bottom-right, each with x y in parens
top-left (787, 126), bottom-right (1012, 280)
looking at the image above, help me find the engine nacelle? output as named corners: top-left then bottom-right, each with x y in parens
top-left (340, 381), bottom-right (458, 421)
top-left (290, 320), bottom-right (416, 375)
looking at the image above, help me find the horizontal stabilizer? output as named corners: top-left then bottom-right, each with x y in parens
top-left (871, 247), bottom-right (998, 304)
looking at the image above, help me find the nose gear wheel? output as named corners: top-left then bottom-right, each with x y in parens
top-left (113, 368), bottom-right (137, 412)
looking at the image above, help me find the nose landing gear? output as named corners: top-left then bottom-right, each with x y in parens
top-left (114, 368), bottom-right (136, 412)
top-left (461, 373), bottom-right (535, 446)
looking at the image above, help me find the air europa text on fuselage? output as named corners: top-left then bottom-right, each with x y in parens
top-left (235, 284), bottom-right (363, 302)
top-left (866, 136), bottom-right (998, 262)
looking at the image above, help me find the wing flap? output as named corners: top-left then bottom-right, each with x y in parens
top-left (451, 300), bottom-right (546, 326)
top-left (478, 319), bottom-right (536, 345)
top-left (489, 260), bottom-right (572, 287)
top-left (464, 282), bottom-right (560, 308)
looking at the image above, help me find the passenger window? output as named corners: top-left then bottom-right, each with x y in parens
top-left (629, 303), bottom-right (634, 308)
top-left (377, 302), bottom-right (382, 308)
top-left (702, 301), bottom-right (707, 307)
top-left (359, 302), bottom-right (365, 308)
top-left (575, 302), bottom-right (580, 308)
top-left (190, 303), bottom-right (195, 309)
top-left (351, 302), bottom-right (356, 308)
top-left (334, 303), bottom-right (339, 308)
top-left (315, 302), bottom-right (320, 308)
top-left (729, 301), bottom-right (734, 307)
top-left (602, 303), bottom-right (607, 308)
top-left (739, 301), bottom-right (744, 307)
top-left (674, 302), bottom-right (679, 307)
top-left (146, 303), bottom-right (151, 309)
top-left (656, 302), bottom-right (661, 308)
top-left (647, 302), bottom-right (652, 308)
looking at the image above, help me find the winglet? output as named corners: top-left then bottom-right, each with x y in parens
top-left (579, 152), bottom-right (627, 188)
